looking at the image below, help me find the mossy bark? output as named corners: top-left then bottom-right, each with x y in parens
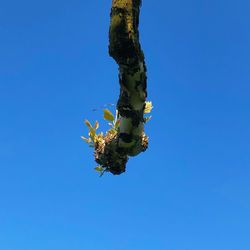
top-left (94, 0), bottom-right (148, 175)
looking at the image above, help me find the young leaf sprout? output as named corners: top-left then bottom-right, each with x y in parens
top-left (82, 101), bottom-right (153, 176)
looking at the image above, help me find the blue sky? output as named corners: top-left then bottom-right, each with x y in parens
top-left (0, 0), bottom-right (250, 249)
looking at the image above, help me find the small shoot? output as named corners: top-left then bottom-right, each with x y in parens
top-left (81, 119), bottom-right (99, 147)
top-left (94, 165), bottom-right (108, 177)
top-left (95, 165), bottom-right (104, 172)
top-left (144, 101), bottom-right (153, 114)
top-left (144, 101), bottom-right (153, 123)
top-left (82, 102), bottom-right (153, 176)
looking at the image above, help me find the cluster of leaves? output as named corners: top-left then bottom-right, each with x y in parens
top-left (81, 108), bottom-right (120, 176)
top-left (82, 101), bottom-right (153, 176)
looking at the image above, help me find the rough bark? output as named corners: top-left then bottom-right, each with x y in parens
top-left (94, 0), bottom-right (148, 175)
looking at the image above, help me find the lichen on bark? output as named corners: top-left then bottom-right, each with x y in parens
top-left (86, 0), bottom-right (149, 175)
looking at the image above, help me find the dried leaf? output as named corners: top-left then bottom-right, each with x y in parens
top-left (81, 136), bottom-right (91, 143)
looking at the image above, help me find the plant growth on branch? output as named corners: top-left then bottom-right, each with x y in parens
top-left (82, 0), bottom-right (152, 175)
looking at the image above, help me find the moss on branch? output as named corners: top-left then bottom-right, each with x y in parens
top-left (82, 0), bottom-right (150, 176)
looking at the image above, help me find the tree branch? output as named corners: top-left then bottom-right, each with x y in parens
top-left (94, 0), bottom-right (148, 175)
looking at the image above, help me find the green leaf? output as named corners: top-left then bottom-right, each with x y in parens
top-left (89, 127), bottom-right (96, 141)
top-left (144, 101), bottom-right (153, 114)
top-left (114, 119), bottom-right (120, 129)
top-left (103, 109), bottom-right (115, 121)
top-left (84, 119), bottom-right (92, 129)
top-left (94, 120), bottom-right (99, 130)
top-left (95, 166), bottom-right (103, 172)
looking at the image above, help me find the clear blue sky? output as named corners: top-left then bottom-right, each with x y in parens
top-left (0, 0), bottom-right (250, 249)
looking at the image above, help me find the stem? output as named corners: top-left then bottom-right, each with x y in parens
top-left (94, 0), bottom-right (148, 175)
